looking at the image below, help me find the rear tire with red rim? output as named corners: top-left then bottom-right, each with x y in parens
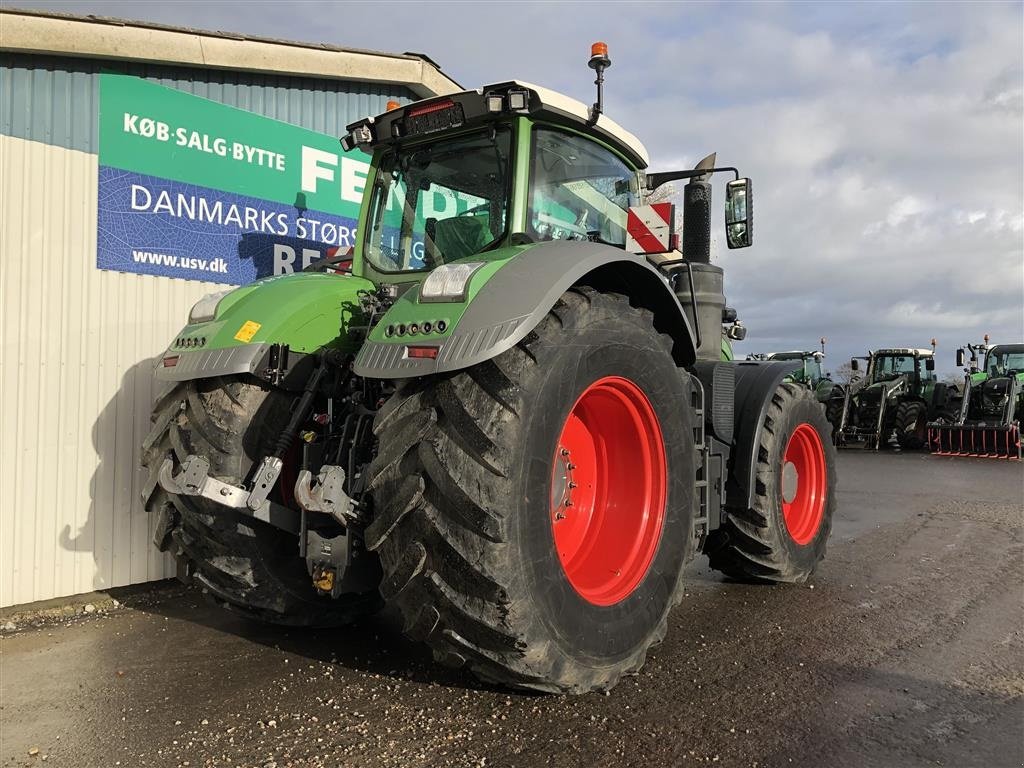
top-left (708, 382), bottom-right (836, 583)
top-left (366, 287), bottom-right (696, 693)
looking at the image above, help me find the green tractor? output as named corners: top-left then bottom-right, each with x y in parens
top-left (142, 47), bottom-right (837, 693)
top-left (832, 343), bottom-right (957, 450)
top-left (928, 339), bottom-right (1023, 459)
top-left (747, 340), bottom-right (838, 405)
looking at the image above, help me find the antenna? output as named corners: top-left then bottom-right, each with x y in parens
top-left (588, 42), bottom-right (611, 124)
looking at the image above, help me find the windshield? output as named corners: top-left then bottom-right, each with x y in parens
top-left (528, 127), bottom-right (638, 245)
top-left (986, 347), bottom-right (1024, 376)
top-left (872, 354), bottom-right (915, 382)
top-left (363, 128), bottom-right (512, 272)
top-left (805, 359), bottom-right (823, 382)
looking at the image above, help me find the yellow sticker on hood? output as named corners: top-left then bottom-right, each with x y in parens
top-left (234, 320), bottom-right (262, 343)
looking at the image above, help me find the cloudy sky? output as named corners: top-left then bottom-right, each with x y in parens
top-left (18, 0), bottom-right (1024, 374)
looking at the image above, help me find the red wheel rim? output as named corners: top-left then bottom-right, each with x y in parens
top-left (550, 376), bottom-right (667, 606)
top-left (781, 423), bottom-right (827, 545)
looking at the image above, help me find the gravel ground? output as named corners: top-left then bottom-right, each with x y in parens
top-left (1, 451), bottom-right (1021, 768)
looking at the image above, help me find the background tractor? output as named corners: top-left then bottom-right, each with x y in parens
top-left (142, 46), bottom-right (837, 694)
top-left (747, 340), bottom-right (839, 405)
top-left (928, 339), bottom-right (1023, 459)
top-left (831, 343), bottom-right (957, 450)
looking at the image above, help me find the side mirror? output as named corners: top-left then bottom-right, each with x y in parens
top-left (851, 358), bottom-right (860, 371)
top-left (725, 178), bottom-right (753, 249)
top-left (926, 357), bottom-right (935, 371)
top-left (956, 349), bottom-right (965, 367)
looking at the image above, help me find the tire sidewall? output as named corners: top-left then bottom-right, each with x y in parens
top-left (508, 311), bottom-right (695, 664)
top-left (763, 389), bottom-right (835, 571)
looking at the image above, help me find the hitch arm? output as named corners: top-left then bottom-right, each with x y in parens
top-left (157, 455), bottom-right (301, 534)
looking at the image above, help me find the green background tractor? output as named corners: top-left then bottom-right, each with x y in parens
top-left (749, 347), bottom-right (839, 404)
top-left (929, 341), bottom-right (1023, 459)
top-left (142, 51), bottom-right (837, 693)
top-left (832, 345), bottom-right (957, 450)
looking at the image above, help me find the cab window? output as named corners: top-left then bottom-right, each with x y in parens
top-left (364, 128), bottom-right (512, 271)
top-left (872, 354), bottom-right (914, 382)
top-left (528, 127), bottom-right (638, 246)
top-left (806, 358), bottom-right (823, 382)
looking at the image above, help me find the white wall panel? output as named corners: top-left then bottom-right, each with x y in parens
top-left (0, 134), bottom-right (229, 606)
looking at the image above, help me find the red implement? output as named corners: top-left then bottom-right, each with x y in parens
top-left (928, 423), bottom-right (1021, 460)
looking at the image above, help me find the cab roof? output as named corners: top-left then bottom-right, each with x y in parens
top-left (509, 80), bottom-right (650, 167)
top-left (346, 80), bottom-right (651, 169)
top-left (768, 351), bottom-right (819, 360)
top-left (875, 348), bottom-right (934, 357)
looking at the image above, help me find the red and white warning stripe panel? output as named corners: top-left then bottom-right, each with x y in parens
top-left (626, 203), bottom-right (675, 254)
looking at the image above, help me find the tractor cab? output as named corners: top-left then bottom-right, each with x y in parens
top-left (341, 70), bottom-right (755, 370)
top-left (984, 344), bottom-right (1024, 378)
top-left (967, 343), bottom-right (1024, 427)
top-left (762, 350), bottom-right (833, 402)
top-left (866, 348), bottom-right (936, 392)
top-left (768, 350), bottom-right (824, 383)
top-left (342, 80), bottom-right (650, 284)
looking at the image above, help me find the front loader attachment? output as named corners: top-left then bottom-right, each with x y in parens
top-left (929, 371), bottom-right (1022, 459)
top-left (928, 423), bottom-right (1021, 460)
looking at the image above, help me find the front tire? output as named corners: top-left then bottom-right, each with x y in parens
top-left (709, 382), bottom-right (836, 583)
top-left (825, 395), bottom-right (845, 442)
top-left (366, 288), bottom-right (696, 693)
top-left (895, 400), bottom-right (928, 449)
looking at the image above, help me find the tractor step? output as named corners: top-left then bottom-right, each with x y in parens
top-left (927, 423), bottom-right (1021, 460)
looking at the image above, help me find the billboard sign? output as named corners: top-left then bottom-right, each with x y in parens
top-left (97, 74), bottom-right (372, 284)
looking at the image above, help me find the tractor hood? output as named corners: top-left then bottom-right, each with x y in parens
top-left (862, 379), bottom-right (900, 398)
top-left (155, 272), bottom-right (375, 383)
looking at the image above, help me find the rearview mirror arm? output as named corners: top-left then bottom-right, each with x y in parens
top-left (645, 167), bottom-right (741, 191)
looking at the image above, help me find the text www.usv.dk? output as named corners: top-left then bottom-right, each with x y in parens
top-left (131, 250), bottom-right (229, 274)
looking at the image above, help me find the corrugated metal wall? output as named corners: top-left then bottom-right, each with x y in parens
top-left (0, 53), bottom-right (416, 607)
top-left (1, 53), bottom-right (414, 153)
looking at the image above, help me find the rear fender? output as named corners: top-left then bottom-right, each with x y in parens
top-left (725, 361), bottom-right (802, 510)
top-left (353, 241), bottom-right (698, 378)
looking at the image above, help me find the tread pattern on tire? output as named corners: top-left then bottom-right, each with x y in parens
top-left (894, 400), bottom-right (927, 449)
top-left (141, 376), bottom-right (379, 626)
top-left (366, 287), bottom-right (687, 693)
top-left (709, 382), bottom-right (834, 583)
top-left (825, 396), bottom-right (844, 440)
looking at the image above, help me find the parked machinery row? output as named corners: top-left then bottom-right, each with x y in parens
top-left (749, 338), bottom-right (1022, 459)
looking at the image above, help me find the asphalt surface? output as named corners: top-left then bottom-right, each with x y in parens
top-left (2, 451), bottom-right (1022, 768)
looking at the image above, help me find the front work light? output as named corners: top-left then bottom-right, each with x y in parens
top-left (352, 125), bottom-right (374, 145)
top-left (507, 90), bottom-right (529, 111)
top-left (419, 262), bottom-right (485, 302)
top-left (188, 289), bottom-right (232, 324)
top-left (486, 94), bottom-right (504, 113)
